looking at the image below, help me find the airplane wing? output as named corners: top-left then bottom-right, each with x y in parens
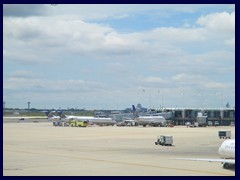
top-left (3, 116), bottom-right (47, 119)
top-left (173, 158), bottom-right (235, 164)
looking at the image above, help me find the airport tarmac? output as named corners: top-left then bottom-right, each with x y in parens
top-left (3, 121), bottom-right (235, 176)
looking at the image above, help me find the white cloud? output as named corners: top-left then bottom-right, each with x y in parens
top-left (196, 11), bottom-right (235, 33)
top-left (3, 5), bottom-right (235, 109)
top-left (9, 70), bottom-right (35, 79)
top-left (4, 10), bottom-right (235, 65)
top-left (151, 27), bottom-right (206, 44)
top-left (203, 82), bottom-right (229, 89)
top-left (143, 76), bottom-right (165, 84)
top-left (3, 76), bottom-right (105, 93)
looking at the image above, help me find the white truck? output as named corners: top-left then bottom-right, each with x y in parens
top-left (155, 135), bottom-right (173, 146)
top-left (196, 112), bottom-right (207, 127)
top-left (218, 130), bottom-right (231, 139)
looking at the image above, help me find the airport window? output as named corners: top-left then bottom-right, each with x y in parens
top-left (209, 111), bottom-right (214, 118)
top-left (185, 110), bottom-right (192, 118)
top-left (229, 111), bottom-right (235, 118)
top-left (224, 111), bottom-right (229, 118)
top-left (214, 111), bottom-right (220, 118)
top-left (174, 111), bottom-right (182, 118)
top-left (191, 111), bottom-right (196, 118)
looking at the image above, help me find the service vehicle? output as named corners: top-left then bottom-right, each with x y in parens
top-left (218, 130), bottom-right (231, 139)
top-left (196, 112), bottom-right (207, 127)
top-left (214, 121), bottom-right (220, 126)
top-left (208, 121), bottom-right (213, 126)
top-left (230, 121), bottom-right (235, 126)
top-left (69, 120), bottom-right (88, 127)
top-left (155, 135), bottom-right (173, 146)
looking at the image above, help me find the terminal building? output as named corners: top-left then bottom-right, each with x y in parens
top-left (164, 108), bottom-right (235, 126)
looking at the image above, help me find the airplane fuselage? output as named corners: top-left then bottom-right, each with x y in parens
top-left (218, 139), bottom-right (235, 159)
top-left (63, 115), bottom-right (116, 125)
top-left (137, 115), bottom-right (166, 125)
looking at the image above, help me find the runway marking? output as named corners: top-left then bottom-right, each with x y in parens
top-left (4, 149), bottom-right (234, 176)
top-left (4, 168), bottom-right (22, 171)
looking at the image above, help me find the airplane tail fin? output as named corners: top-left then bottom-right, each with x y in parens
top-left (132, 105), bottom-right (138, 118)
top-left (44, 110), bottom-right (51, 116)
top-left (132, 105), bottom-right (136, 112)
top-left (43, 110), bottom-right (55, 118)
top-left (57, 111), bottom-right (66, 119)
top-left (43, 110), bottom-right (57, 121)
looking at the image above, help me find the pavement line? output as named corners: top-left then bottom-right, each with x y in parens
top-left (4, 149), bottom-right (233, 176)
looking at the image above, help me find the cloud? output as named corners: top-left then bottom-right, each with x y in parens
top-left (143, 76), bottom-right (165, 84)
top-left (171, 73), bottom-right (234, 91)
top-left (3, 5), bottom-right (235, 109)
top-left (9, 70), bottom-right (36, 79)
top-left (203, 81), bottom-right (232, 89)
top-left (3, 74), bottom-right (107, 94)
top-left (3, 4), bottom-right (49, 17)
top-left (151, 27), bottom-right (206, 44)
top-left (196, 11), bottom-right (235, 34)
top-left (4, 10), bottom-right (235, 65)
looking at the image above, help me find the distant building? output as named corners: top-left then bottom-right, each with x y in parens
top-left (167, 108), bottom-right (235, 126)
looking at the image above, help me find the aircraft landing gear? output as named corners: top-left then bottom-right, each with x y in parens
top-left (223, 163), bottom-right (235, 169)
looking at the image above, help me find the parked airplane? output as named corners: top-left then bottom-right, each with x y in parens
top-left (3, 116), bottom-right (47, 120)
top-left (43, 110), bottom-right (60, 121)
top-left (57, 111), bottom-right (117, 126)
top-left (3, 110), bottom-right (56, 120)
top-left (174, 139), bottom-right (235, 169)
top-left (132, 105), bottom-right (166, 127)
top-left (146, 111), bottom-right (172, 120)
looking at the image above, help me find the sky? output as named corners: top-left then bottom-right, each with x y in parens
top-left (3, 4), bottom-right (235, 110)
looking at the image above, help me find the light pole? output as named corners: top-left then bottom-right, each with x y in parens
top-left (158, 90), bottom-right (164, 109)
top-left (181, 88), bottom-right (185, 108)
top-left (221, 90), bottom-right (224, 108)
top-left (142, 89), bottom-right (151, 109)
top-left (28, 102), bottom-right (30, 112)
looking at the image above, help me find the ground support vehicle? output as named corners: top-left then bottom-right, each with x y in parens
top-left (196, 112), bottom-right (207, 127)
top-left (155, 135), bottom-right (173, 146)
top-left (214, 121), bottom-right (220, 126)
top-left (69, 120), bottom-right (88, 127)
top-left (218, 131), bottom-right (231, 139)
top-left (53, 121), bottom-right (65, 126)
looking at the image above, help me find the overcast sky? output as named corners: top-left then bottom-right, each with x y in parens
top-left (3, 4), bottom-right (235, 110)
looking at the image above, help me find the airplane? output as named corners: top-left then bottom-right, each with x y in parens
top-left (57, 111), bottom-right (117, 126)
top-left (3, 116), bottom-right (47, 120)
top-left (173, 139), bottom-right (235, 169)
top-left (43, 110), bottom-right (60, 121)
top-left (132, 105), bottom-right (166, 127)
top-left (117, 119), bottom-right (137, 126)
top-left (3, 110), bottom-right (55, 120)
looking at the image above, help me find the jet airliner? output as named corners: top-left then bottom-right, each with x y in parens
top-left (57, 111), bottom-right (117, 126)
top-left (132, 105), bottom-right (166, 127)
top-left (3, 110), bottom-right (58, 120)
top-left (174, 139), bottom-right (235, 169)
